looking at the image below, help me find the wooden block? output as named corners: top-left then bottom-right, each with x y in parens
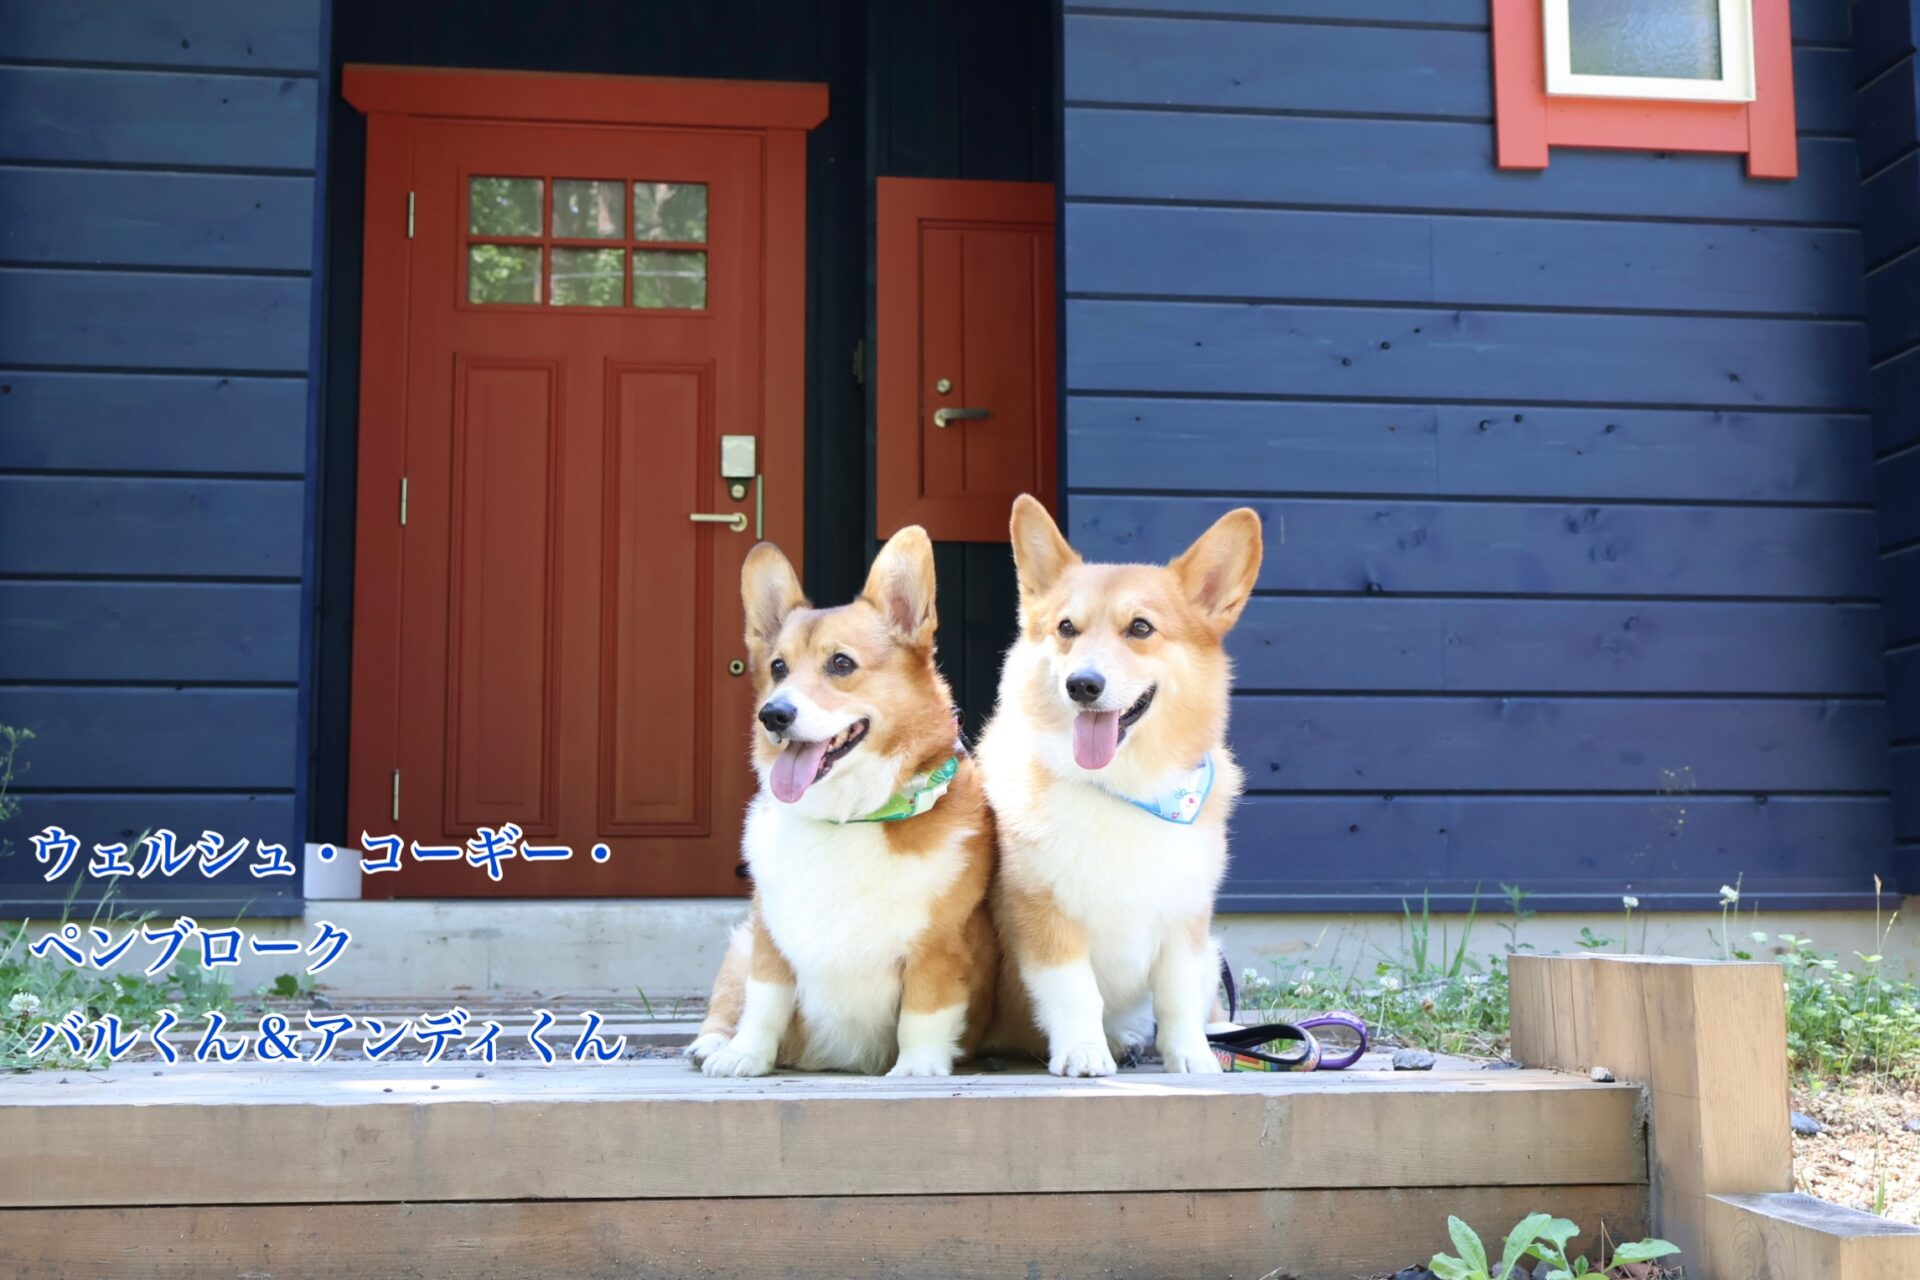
top-left (0, 1060), bottom-right (1645, 1208)
top-left (1509, 954), bottom-right (1797, 1271)
top-left (0, 1184), bottom-right (1651, 1280)
top-left (1707, 1192), bottom-right (1920, 1280)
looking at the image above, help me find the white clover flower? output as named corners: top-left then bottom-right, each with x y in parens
top-left (1719, 884), bottom-right (1741, 906)
top-left (1241, 967), bottom-right (1259, 985)
top-left (1293, 982), bottom-right (1315, 1000)
top-left (1622, 896), bottom-right (1640, 910)
top-left (9, 992), bottom-right (42, 1017)
top-left (1749, 931), bottom-right (1769, 944)
top-left (1380, 975), bottom-right (1403, 993)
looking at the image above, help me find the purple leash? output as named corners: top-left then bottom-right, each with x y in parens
top-left (1215, 956), bottom-right (1369, 1071)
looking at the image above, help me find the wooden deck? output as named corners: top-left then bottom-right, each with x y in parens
top-left (0, 1054), bottom-right (1649, 1279)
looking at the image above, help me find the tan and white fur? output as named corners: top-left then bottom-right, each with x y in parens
top-left (981, 496), bottom-right (1262, 1076)
top-left (684, 527), bottom-right (998, 1077)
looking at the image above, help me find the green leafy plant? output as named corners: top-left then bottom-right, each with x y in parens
top-left (264, 972), bottom-right (310, 1000)
top-left (1401, 887), bottom-right (1481, 983)
top-left (2, 827), bottom-right (241, 1070)
top-left (0, 724), bottom-right (33, 857)
top-left (1430, 1214), bottom-right (1679, 1280)
top-left (1499, 882), bottom-right (1535, 955)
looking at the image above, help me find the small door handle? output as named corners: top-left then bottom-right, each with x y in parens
top-left (934, 407), bottom-right (991, 429)
top-left (689, 512), bottom-right (749, 533)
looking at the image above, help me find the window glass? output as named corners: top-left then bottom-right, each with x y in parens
top-left (633, 250), bottom-right (707, 309)
top-left (1568, 0), bottom-right (1722, 80)
top-left (469, 177), bottom-right (543, 236)
top-left (468, 244), bottom-right (542, 304)
top-left (553, 180), bottom-right (625, 240)
top-left (633, 182), bottom-right (708, 242)
top-left (551, 247), bottom-right (626, 307)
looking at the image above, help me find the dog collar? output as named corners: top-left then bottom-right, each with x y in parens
top-left (838, 754), bottom-right (960, 824)
top-left (1100, 754), bottom-right (1214, 824)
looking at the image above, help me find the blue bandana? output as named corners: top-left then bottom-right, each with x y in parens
top-left (1102, 755), bottom-right (1214, 825)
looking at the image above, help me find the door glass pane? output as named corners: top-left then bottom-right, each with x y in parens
top-left (469, 177), bottom-right (544, 236)
top-left (1568, 0), bottom-right (1722, 80)
top-left (633, 182), bottom-right (708, 242)
top-left (553, 179), bottom-right (625, 240)
top-left (633, 250), bottom-right (707, 309)
top-left (551, 247), bottom-right (626, 307)
top-left (469, 244), bottom-right (542, 304)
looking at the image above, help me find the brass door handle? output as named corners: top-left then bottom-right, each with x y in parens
top-left (689, 512), bottom-right (749, 533)
top-left (934, 407), bottom-right (991, 429)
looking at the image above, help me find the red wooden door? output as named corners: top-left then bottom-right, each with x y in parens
top-left (344, 72), bottom-right (820, 897)
top-left (876, 178), bottom-right (1057, 542)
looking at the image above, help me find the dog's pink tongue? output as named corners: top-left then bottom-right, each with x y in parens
top-left (770, 740), bottom-right (830, 803)
top-left (1073, 710), bottom-right (1121, 770)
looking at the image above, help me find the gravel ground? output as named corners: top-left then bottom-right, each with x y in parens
top-left (1792, 1078), bottom-right (1920, 1224)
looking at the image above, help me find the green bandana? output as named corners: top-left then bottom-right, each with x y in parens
top-left (837, 754), bottom-right (960, 824)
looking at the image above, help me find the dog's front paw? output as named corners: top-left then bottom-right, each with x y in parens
top-left (1158, 1038), bottom-right (1223, 1074)
top-left (700, 1039), bottom-right (776, 1078)
top-left (682, 1032), bottom-right (729, 1066)
top-left (886, 1049), bottom-right (955, 1078)
top-left (1049, 1041), bottom-right (1119, 1078)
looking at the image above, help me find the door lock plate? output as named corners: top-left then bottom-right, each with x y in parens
top-left (720, 435), bottom-right (756, 479)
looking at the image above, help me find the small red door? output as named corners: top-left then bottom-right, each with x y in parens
top-left (344, 70), bottom-right (820, 897)
top-left (876, 178), bottom-right (1058, 542)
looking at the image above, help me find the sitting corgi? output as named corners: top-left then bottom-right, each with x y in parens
top-left (685, 527), bottom-right (998, 1077)
top-left (981, 495), bottom-right (1262, 1076)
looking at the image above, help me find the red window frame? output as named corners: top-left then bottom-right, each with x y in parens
top-left (1492, 0), bottom-right (1798, 179)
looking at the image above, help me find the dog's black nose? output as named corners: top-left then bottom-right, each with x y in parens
top-left (1065, 671), bottom-right (1106, 705)
top-left (758, 699), bottom-right (796, 734)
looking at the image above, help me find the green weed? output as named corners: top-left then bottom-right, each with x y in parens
top-left (1430, 1213), bottom-right (1679, 1280)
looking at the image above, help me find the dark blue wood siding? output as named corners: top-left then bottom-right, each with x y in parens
top-left (1063, 0), bottom-right (1892, 910)
top-left (1858, 0), bottom-right (1920, 890)
top-left (0, 0), bottom-right (322, 915)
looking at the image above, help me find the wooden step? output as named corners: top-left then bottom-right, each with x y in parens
top-left (0, 1057), bottom-right (1648, 1279)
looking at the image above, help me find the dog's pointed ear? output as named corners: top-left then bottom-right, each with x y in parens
top-left (1171, 508), bottom-right (1263, 632)
top-left (862, 525), bottom-right (938, 649)
top-left (1009, 494), bottom-right (1079, 602)
top-left (742, 541), bottom-right (808, 649)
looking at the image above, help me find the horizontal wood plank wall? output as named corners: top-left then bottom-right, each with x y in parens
top-left (1857, 0), bottom-right (1920, 890)
top-left (1062, 0), bottom-right (1890, 909)
top-left (0, 0), bottom-right (322, 915)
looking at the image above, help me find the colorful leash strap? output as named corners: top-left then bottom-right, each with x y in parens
top-left (1209, 1021), bottom-right (1322, 1072)
top-left (1211, 957), bottom-right (1370, 1072)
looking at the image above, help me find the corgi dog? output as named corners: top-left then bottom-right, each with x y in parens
top-left (684, 526), bottom-right (998, 1077)
top-left (980, 495), bottom-right (1262, 1076)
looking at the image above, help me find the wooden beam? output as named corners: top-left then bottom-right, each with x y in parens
top-left (1707, 1193), bottom-right (1920, 1280)
top-left (0, 1185), bottom-right (1650, 1280)
top-left (1511, 953), bottom-right (1816, 1276)
top-left (0, 1060), bottom-right (1644, 1208)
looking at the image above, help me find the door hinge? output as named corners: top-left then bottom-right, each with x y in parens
top-left (391, 769), bottom-right (401, 822)
top-left (399, 476), bottom-right (408, 527)
top-left (851, 339), bottom-right (865, 386)
top-left (407, 192), bottom-right (415, 239)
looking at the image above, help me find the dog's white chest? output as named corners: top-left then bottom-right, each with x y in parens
top-left (1027, 782), bottom-right (1223, 1000)
top-left (744, 799), bottom-right (966, 1070)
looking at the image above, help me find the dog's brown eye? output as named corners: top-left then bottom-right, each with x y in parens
top-left (1128, 618), bottom-right (1155, 639)
top-left (1057, 619), bottom-right (1078, 639)
top-left (770, 658), bottom-right (788, 681)
top-left (827, 652), bottom-right (858, 676)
